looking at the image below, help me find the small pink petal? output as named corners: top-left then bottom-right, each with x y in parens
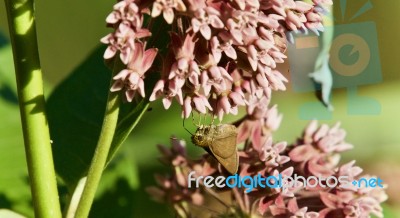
top-left (106, 12), bottom-right (119, 24)
top-left (163, 9), bottom-right (174, 24)
top-left (183, 96), bottom-right (192, 118)
top-left (176, 89), bottom-right (183, 105)
top-left (210, 17), bottom-right (224, 29)
top-left (229, 92), bottom-right (245, 106)
top-left (151, 2), bottom-right (162, 17)
top-left (237, 121), bottom-right (252, 143)
top-left (150, 80), bottom-right (164, 101)
top-left (230, 29), bottom-right (243, 44)
top-left (162, 98), bottom-right (172, 109)
top-left (176, 0), bottom-right (186, 11)
top-left (306, 212), bottom-right (319, 218)
top-left (103, 46), bottom-right (117, 59)
top-left (256, 73), bottom-right (269, 88)
top-left (258, 197), bottom-right (273, 215)
top-left (225, 46), bottom-right (237, 59)
top-left (287, 11), bottom-right (302, 28)
top-left (274, 141), bottom-right (287, 153)
top-left (279, 156), bottom-right (290, 164)
top-left (219, 96), bottom-right (230, 113)
top-left (200, 25), bottom-right (211, 40)
top-left (295, 1), bottom-right (313, 12)
top-left (135, 29), bottom-right (152, 38)
top-left (128, 72), bottom-right (139, 85)
top-left (138, 78), bottom-right (145, 97)
top-left (281, 167), bottom-right (294, 177)
top-left (251, 124), bottom-right (263, 150)
top-left (120, 50), bottom-right (131, 65)
top-left (248, 57), bottom-right (258, 72)
top-left (113, 69), bottom-right (130, 80)
top-left (130, 42), bottom-right (144, 67)
top-left (201, 95), bottom-right (213, 111)
top-left (289, 145), bottom-right (315, 162)
top-left (287, 198), bottom-right (299, 213)
top-left (141, 48), bottom-right (158, 73)
top-left (178, 58), bottom-right (189, 70)
top-left (193, 96), bottom-right (207, 114)
top-left (125, 90), bottom-right (135, 102)
top-left (320, 192), bottom-right (341, 209)
top-left (305, 120), bottom-right (319, 137)
top-left (110, 80), bottom-right (124, 92)
top-left (314, 124), bottom-right (329, 141)
top-left (209, 66), bottom-right (221, 78)
top-left (191, 19), bottom-right (201, 33)
top-left (219, 67), bottom-right (233, 81)
top-left (100, 33), bottom-right (112, 44)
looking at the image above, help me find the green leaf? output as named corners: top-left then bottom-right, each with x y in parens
top-left (0, 40), bottom-right (33, 217)
top-left (0, 44), bottom-right (18, 104)
top-left (47, 45), bottom-right (109, 188)
top-left (107, 99), bottom-right (149, 163)
top-left (46, 45), bottom-right (150, 189)
top-left (47, 15), bottom-right (171, 189)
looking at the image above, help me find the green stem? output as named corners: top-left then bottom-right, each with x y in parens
top-left (74, 68), bottom-right (121, 218)
top-left (4, 0), bottom-right (62, 217)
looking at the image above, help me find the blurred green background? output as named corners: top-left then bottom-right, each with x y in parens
top-left (0, 0), bottom-right (399, 217)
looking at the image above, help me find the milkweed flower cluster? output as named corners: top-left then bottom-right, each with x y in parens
top-left (147, 121), bottom-right (388, 218)
top-left (101, 0), bottom-right (388, 217)
top-left (102, 0), bottom-right (332, 120)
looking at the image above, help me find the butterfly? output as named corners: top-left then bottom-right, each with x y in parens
top-left (191, 124), bottom-right (239, 174)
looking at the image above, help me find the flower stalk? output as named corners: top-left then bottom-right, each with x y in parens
top-left (73, 60), bottom-right (121, 218)
top-left (4, 0), bottom-right (62, 217)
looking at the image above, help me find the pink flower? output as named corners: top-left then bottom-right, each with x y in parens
top-left (319, 191), bottom-right (385, 218)
top-left (259, 137), bottom-right (290, 167)
top-left (101, 0), bottom-right (151, 65)
top-left (312, 122), bottom-right (354, 153)
top-left (201, 64), bottom-right (233, 96)
top-left (110, 42), bottom-right (158, 101)
top-left (150, 80), bottom-right (183, 109)
top-left (150, 33), bottom-right (202, 113)
top-left (191, 7), bottom-right (224, 40)
top-left (102, 0), bottom-right (330, 122)
top-left (271, 167), bottom-right (302, 197)
top-left (151, 0), bottom-right (187, 24)
top-left (149, 117), bottom-right (387, 217)
top-left (182, 94), bottom-right (212, 118)
top-left (210, 34), bottom-right (237, 63)
top-left (101, 31), bottom-right (134, 64)
top-left (214, 90), bottom-right (244, 120)
top-left (106, 0), bottom-right (141, 26)
top-left (287, 198), bottom-right (319, 218)
top-left (237, 96), bottom-right (282, 149)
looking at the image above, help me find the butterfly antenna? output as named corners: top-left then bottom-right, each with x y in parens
top-left (211, 114), bottom-right (216, 126)
top-left (198, 113), bottom-right (202, 126)
top-left (183, 118), bottom-right (193, 135)
top-left (191, 112), bottom-right (196, 126)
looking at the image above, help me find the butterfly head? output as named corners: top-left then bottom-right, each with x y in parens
top-left (192, 125), bottom-right (213, 147)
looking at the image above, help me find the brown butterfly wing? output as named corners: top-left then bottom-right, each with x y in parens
top-left (211, 133), bottom-right (237, 158)
top-left (209, 145), bottom-right (238, 175)
top-left (209, 130), bottom-right (238, 174)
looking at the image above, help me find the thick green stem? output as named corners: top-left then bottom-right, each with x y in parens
top-left (4, 0), bottom-right (62, 217)
top-left (74, 73), bottom-right (121, 218)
